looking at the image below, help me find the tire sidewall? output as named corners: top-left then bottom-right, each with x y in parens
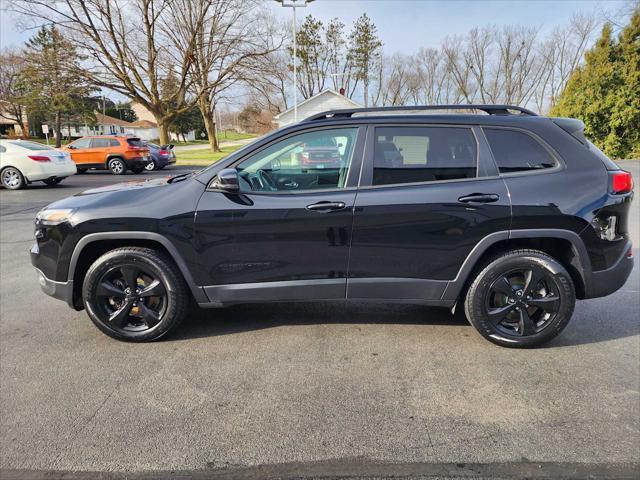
top-left (83, 250), bottom-right (184, 342)
top-left (465, 253), bottom-right (575, 348)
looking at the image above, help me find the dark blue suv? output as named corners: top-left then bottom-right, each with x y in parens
top-left (143, 143), bottom-right (176, 171)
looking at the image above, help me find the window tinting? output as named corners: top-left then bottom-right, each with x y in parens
top-left (235, 128), bottom-right (358, 192)
top-left (126, 138), bottom-right (145, 147)
top-left (372, 127), bottom-right (477, 186)
top-left (91, 138), bottom-right (118, 148)
top-left (484, 128), bottom-right (557, 173)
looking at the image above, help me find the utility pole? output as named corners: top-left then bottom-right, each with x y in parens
top-left (274, 0), bottom-right (315, 123)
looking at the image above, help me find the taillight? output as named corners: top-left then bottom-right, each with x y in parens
top-left (611, 170), bottom-right (633, 194)
top-left (28, 155), bottom-right (50, 162)
top-left (159, 149), bottom-right (169, 156)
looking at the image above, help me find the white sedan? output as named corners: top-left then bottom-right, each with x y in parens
top-left (0, 139), bottom-right (77, 190)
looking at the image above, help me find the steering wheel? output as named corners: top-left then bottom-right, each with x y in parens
top-left (257, 169), bottom-right (277, 190)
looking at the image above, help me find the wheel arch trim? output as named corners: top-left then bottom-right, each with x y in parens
top-left (441, 228), bottom-right (592, 302)
top-left (68, 231), bottom-right (208, 303)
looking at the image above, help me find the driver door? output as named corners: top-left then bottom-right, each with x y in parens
top-left (194, 126), bottom-right (365, 303)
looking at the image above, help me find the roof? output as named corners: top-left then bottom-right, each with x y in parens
top-left (94, 112), bottom-right (132, 127)
top-left (274, 90), bottom-right (362, 120)
top-left (129, 119), bottom-right (157, 128)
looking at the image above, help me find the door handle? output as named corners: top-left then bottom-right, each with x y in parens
top-left (306, 201), bottom-right (346, 212)
top-left (458, 193), bottom-right (500, 203)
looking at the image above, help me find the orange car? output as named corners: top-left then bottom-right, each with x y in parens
top-left (62, 136), bottom-right (152, 175)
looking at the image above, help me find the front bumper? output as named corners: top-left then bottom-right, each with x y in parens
top-left (33, 264), bottom-right (75, 308)
top-left (584, 242), bottom-right (634, 299)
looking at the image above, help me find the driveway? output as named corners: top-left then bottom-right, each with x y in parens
top-left (0, 162), bottom-right (638, 478)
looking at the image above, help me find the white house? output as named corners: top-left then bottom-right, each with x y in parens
top-left (274, 90), bottom-right (362, 128)
top-left (62, 112), bottom-right (195, 142)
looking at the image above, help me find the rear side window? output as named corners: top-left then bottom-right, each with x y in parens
top-left (484, 128), bottom-right (557, 174)
top-left (90, 138), bottom-right (119, 148)
top-left (372, 127), bottom-right (477, 186)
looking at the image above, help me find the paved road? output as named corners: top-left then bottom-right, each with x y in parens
top-left (0, 163), bottom-right (638, 477)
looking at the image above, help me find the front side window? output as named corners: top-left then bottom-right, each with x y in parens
top-left (235, 128), bottom-right (358, 192)
top-left (484, 128), bottom-right (557, 174)
top-left (69, 138), bottom-right (92, 149)
top-left (372, 127), bottom-right (477, 186)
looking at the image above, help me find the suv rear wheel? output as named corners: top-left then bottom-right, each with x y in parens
top-left (82, 247), bottom-right (189, 342)
top-left (108, 158), bottom-right (127, 175)
top-left (464, 249), bottom-right (576, 348)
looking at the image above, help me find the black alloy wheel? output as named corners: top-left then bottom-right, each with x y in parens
top-left (464, 249), bottom-right (575, 348)
top-left (485, 267), bottom-right (561, 337)
top-left (83, 247), bottom-right (189, 341)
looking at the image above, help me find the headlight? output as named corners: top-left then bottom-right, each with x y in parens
top-left (35, 208), bottom-right (76, 226)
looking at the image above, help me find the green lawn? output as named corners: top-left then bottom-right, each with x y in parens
top-left (169, 131), bottom-right (256, 146)
top-left (175, 145), bottom-right (242, 166)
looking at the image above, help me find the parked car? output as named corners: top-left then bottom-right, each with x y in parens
top-left (0, 139), bottom-right (76, 190)
top-left (144, 142), bottom-right (176, 171)
top-left (298, 136), bottom-right (343, 168)
top-left (61, 136), bottom-right (151, 175)
top-left (30, 105), bottom-right (634, 347)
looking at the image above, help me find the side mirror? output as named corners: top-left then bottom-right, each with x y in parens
top-left (210, 168), bottom-right (240, 193)
top-left (67, 145), bottom-right (75, 150)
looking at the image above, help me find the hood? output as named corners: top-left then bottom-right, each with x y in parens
top-left (75, 176), bottom-right (172, 196)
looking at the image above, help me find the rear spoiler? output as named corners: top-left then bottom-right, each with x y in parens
top-left (161, 144), bottom-right (174, 150)
top-left (551, 117), bottom-right (587, 145)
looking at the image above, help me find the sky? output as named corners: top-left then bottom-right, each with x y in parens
top-left (0, 0), bottom-right (630, 53)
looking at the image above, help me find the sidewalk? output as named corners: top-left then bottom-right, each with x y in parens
top-left (172, 137), bottom-right (255, 152)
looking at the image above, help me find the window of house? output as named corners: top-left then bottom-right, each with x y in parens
top-left (484, 128), bottom-right (558, 173)
top-left (372, 126), bottom-right (477, 186)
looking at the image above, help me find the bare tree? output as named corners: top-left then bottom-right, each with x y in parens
top-left (12, 0), bottom-right (212, 144)
top-left (0, 48), bottom-right (28, 134)
top-left (182, 1), bottom-right (281, 151)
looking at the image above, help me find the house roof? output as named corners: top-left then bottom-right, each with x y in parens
top-left (94, 112), bottom-right (132, 127)
top-left (274, 90), bottom-right (362, 120)
top-left (129, 119), bottom-right (157, 128)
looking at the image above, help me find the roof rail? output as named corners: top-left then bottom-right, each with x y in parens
top-left (305, 104), bottom-right (538, 121)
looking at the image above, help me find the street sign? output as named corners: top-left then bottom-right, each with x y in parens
top-left (42, 124), bottom-right (49, 134)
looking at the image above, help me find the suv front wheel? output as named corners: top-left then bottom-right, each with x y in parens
top-left (464, 249), bottom-right (576, 348)
top-left (82, 247), bottom-right (189, 341)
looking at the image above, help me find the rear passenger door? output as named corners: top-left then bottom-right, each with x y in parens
top-left (348, 124), bottom-right (511, 302)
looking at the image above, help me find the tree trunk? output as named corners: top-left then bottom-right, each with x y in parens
top-left (157, 119), bottom-right (170, 145)
top-left (54, 111), bottom-right (62, 148)
top-left (198, 98), bottom-right (219, 152)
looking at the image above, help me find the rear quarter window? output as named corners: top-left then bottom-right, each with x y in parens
top-left (484, 128), bottom-right (557, 174)
top-left (126, 138), bottom-right (145, 147)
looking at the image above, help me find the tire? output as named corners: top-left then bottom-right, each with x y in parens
top-left (464, 249), bottom-right (575, 348)
top-left (108, 158), bottom-right (127, 175)
top-left (42, 178), bottom-right (63, 186)
top-left (144, 161), bottom-right (156, 171)
top-left (1, 167), bottom-right (25, 190)
top-left (76, 168), bottom-right (88, 174)
top-left (82, 247), bottom-right (189, 342)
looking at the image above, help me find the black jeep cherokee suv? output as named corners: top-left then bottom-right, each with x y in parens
top-left (30, 105), bottom-right (634, 347)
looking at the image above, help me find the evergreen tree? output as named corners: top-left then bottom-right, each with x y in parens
top-left (348, 14), bottom-right (382, 107)
top-left (552, 10), bottom-right (639, 158)
top-left (18, 27), bottom-right (95, 147)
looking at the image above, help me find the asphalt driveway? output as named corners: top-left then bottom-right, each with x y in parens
top-left (0, 163), bottom-right (638, 478)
